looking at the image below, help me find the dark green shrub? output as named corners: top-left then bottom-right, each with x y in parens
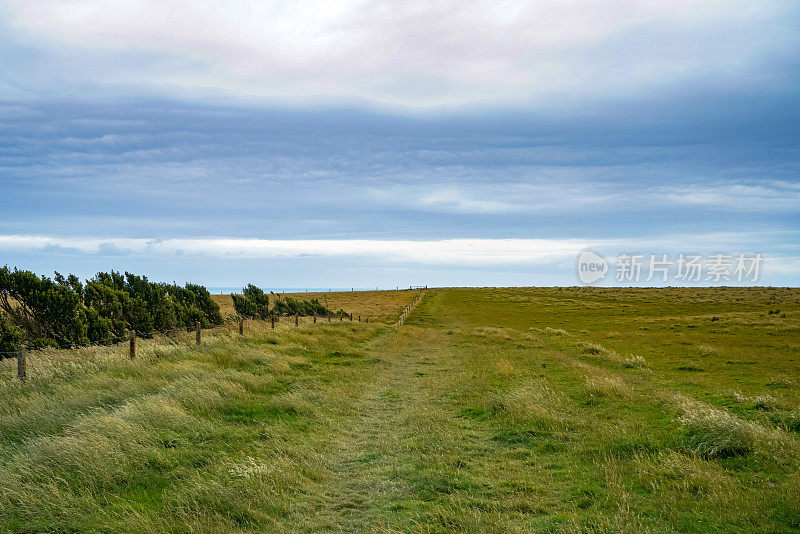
top-left (272, 296), bottom-right (333, 317)
top-left (0, 267), bottom-right (223, 347)
top-left (183, 283), bottom-right (224, 325)
top-left (233, 294), bottom-right (259, 319)
top-left (0, 312), bottom-right (24, 357)
top-left (242, 284), bottom-right (270, 319)
top-left (232, 284), bottom-right (272, 320)
top-left (85, 271), bottom-right (223, 334)
top-left (0, 267), bottom-right (88, 347)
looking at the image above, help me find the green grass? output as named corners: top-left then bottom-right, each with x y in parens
top-left (1, 287), bottom-right (799, 532)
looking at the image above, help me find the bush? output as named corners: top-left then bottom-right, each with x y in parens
top-left (0, 267), bottom-right (223, 349)
top-left (233, 285), bottom-right (270, 319)
top-left (232, 294), bottom-right (259, 319)
top-left (0, 267), bottom-right (88, 347)
top-left (272, 297), bottom-right (330, 317)
top-left (0, 312), bottom-right (24, 356)
top-left (231, 286), bottom-right (341, 320)
top-left (183, 283), bottom-right (224, 326)
top-left (87, 272), bottom-right (223, 334)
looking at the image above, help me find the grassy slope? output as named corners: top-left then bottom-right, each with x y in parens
top-left (0, 288), bottom-right (799, 532)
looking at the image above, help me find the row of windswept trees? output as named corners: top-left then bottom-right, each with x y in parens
top-left (231, 284), bottom-right (346, 320)
top-left (0, 267), bottom-right (223, 353)
top-left (0, 268), bottom-right (350, 355)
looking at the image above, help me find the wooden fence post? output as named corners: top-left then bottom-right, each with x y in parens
top-left (328, 314), bottom-right (331, 323)
top-left (358, 315), bottom-right (361, 322)
top-left (16, 344), bottom-right (26, 382)
top-left (271, 316), bottom-right (275, 329)
top-left (129, 331), bottom-right (136, 360)
top-left (239, 318), bottom-right (244, 335)
top-left (350, 313), bottom-right (353, 321)
top-left (195, 321), bottom-right (201, 344)
top-left (295, 313), bottom-right (299, 326)
top-left (313, 311), bottom-right (317, 323)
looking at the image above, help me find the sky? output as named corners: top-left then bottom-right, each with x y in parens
top-left (1, 0), bottom-right (798, 288)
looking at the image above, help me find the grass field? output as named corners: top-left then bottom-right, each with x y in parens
top-left (1, 287), bottom-right (799, 532)
top-left (212, 289), bottom-right (421, 324)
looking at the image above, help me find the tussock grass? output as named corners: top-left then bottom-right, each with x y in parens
top-left (578, 341), bottom-right (609, 355)
top-left (584, 374), bottom-right (631, 399)
top-left (731, 391), bottom-right (782, 411)
top-left (766, 375), bottom-right (795, 389)
top-left (621, 355), bottom-right (648, 369)
top-left (575, 341), bottom-right (630, 368)
top-left (697, 343), bottom-right (719, 356)
top-left (629, 450), bottom-right (737, 500)
top-left (674, 395), bottom-right (799, 462)
top-left (499, 382), bottom-right (571, 427)
top-left (492, 357), bottom-right (516, 375)
top-left (541, 327), bottom-right (570, 336)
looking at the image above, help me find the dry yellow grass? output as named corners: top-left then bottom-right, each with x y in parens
top-left (212, 289), bottom-right (420, 324)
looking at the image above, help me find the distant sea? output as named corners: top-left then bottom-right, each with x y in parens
top-left (207, 287), bottom-right (375, 295)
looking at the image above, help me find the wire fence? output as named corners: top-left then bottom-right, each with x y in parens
top-left (4, 289), bottom-right (428, 382)
top-left (0, 327), bottom-right (193, 357)
top-left (396, 289), bottom-right (426, 326)
top-left (2, 319), bottom-right (247, 382)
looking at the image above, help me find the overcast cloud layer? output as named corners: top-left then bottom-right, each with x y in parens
top-left (0, 1), bottom-right (798, 287)
top-left (2, 0), bottom-right (799, 108)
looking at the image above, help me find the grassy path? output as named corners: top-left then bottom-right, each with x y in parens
top-left (314, 330), bottom-right (421, 530)
top-left (287, 322), bottom-right (631, 532)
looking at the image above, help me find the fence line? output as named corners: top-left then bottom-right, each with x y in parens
top-left (6, 288), bottom-right (430, 382)
top-left (10, 320), bottom-right (242, 382)
top-left (4, 309), bottom-right (368, 382)
top-left (396, 289), bottom-right (426, 327)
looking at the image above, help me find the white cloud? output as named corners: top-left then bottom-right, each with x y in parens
top-left (764, 256), bottom-right (800, 276)
top-left (2, 0), bottom-right (796, 107)
top-left (417, 188), bottom-right (516, 214)
top-left (657, 182), bottom-right (800, 210)
top-left (1, 232), bottom-right (797, 267)
top-left (366, 180), bottom-right (800, 215)
top-left (0, 235), bottom-right (589, 264)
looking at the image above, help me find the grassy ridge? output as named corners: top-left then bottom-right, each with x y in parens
top-left (0, 287), bottom-right (798, 532)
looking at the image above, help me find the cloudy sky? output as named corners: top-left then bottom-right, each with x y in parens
top-left (1, 0), bottom-right (798, 288)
